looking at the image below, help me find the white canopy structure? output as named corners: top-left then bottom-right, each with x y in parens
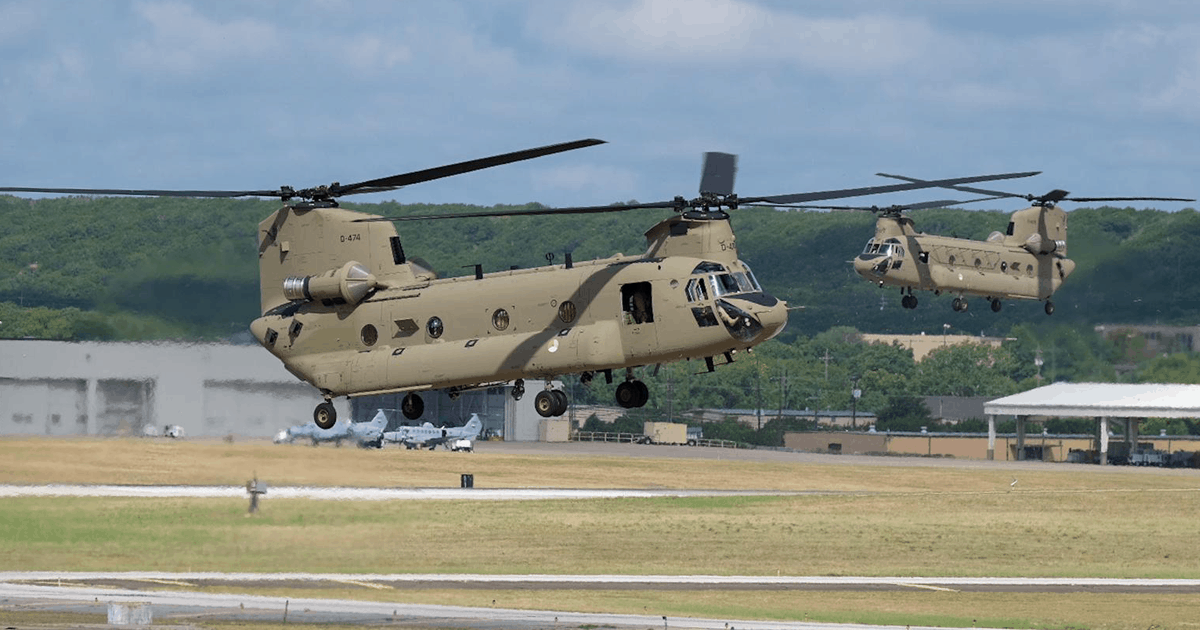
top-left (984, 382), bottom-right (1200, 463)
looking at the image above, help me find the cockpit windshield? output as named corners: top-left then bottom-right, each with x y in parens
top-left (860, 239), bottom-right (904, 258)
top-left (709, 269), bottom-right (761, 297)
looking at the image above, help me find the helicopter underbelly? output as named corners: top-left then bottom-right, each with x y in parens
top-left (274, 315), bottom-right (746, 397)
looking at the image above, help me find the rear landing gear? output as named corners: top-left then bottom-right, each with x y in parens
top-left (314, 401), bottom-right (337, 430)
top-left (534, 388), bottom-right (569, 417)
top-left (990, 298), bottom-right (1003, 313)
top-left (901, 294), bottom-right (918, 309)
top-left (1045, 301), bottom-right (1055, 315)
top-left (952, 297), bottom-right (968, 312)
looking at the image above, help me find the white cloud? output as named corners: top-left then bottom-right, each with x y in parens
top-left (122, 1), bottom-right (282, 75)
top-left (533, 0), bottom-right (935, 74)
top-left (530, 163), bottom-right (640, 198)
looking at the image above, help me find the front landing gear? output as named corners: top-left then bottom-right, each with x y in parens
top-left (615, 380), bottom-right (649, 409)
top-left (401, 392), bottom-right (424, 420)
top-left (951, 297), bottom-right (969, 312)
top-left (313, 401), bottom-right (337, 430)
top-left (1044, 301), bottom-right (1055, 315)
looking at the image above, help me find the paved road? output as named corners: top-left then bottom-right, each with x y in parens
top-left (5, 573), bottom-right (1200, 629)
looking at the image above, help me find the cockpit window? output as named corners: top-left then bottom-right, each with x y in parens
top-left (685, 277), bottom-right (709, 302)
top-left (692, 261), bottom-right (726, 274)
top-left (710, 273), bottom-right (743, 297)
top-left (861, 239), bottom-right (904, 258)
top-left (742, 265), bottom-right (762, 291)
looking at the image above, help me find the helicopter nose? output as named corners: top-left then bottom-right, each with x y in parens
top-left (757, 298), bottom-right (788, 341)
top-left (853, 255), bottom-right (884, 278)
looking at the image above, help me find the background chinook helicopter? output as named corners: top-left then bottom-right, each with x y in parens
top-left (3, 142), bottom-right (1039, 429)
top-left (779, 176), bottom-right (1193, 315)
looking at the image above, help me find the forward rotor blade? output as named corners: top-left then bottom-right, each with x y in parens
top-left (334, 138), bottom-right (606, 196)
top-left (354, 200), bottom-right (674, 222)
top-left (0, 186), bottom-right (280, 198)
top-left (874, 173), bottom-right (1022, 199)
top-left (741, 171), bottom-right (1040, 205)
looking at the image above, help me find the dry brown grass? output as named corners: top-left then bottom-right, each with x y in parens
top-left (3, 437), bottom-right (1200, 629)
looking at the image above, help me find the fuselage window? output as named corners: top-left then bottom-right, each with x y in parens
top-left (621, 282), bottom-right (654, 324)
top-left (686, 278), bottom-right (709, 303)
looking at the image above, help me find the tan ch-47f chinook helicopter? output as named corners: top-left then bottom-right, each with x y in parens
top-left (2, 141), bottom-right (1040, 428)
top-left (787, 175), bottom-right (1193, 315)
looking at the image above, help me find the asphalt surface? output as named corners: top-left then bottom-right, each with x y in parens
top-left (5, 573), bottom-right (1200, 630)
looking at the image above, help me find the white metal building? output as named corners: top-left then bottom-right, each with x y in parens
top-left (1, 339), bottom-right (563, 440)
top-left (985, 382), bottom-right (1200, 463)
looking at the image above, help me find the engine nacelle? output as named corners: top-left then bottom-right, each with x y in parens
top-left (283, 261), bottom-right (377, 305)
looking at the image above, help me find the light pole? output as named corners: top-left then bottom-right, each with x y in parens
top-left (850, 375), bottom-right (861, 429)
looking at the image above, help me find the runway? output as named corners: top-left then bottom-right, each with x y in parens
top-left (5, 572), bottom-right (1200, 629)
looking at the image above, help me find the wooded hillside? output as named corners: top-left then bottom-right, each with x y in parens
top-left (2, 194), bottom-right (1195, 340)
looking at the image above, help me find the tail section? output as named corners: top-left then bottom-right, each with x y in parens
top-left (1005, 205), bottom-right (1068, 257)
top-left (462, 413), bottom-right (483, 439)
top-left (256, 206), bottom-right (418, 315)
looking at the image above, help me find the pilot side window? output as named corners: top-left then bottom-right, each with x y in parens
top-left (685, 278), bottom-right (709, 303)
top-left (621, 282), bottom-right (654, 324)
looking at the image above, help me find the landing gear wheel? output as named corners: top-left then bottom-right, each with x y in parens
top-left (401, 393), bottom-right (424, 420)
top-left (902, 294), bottom-right (918, 309)
top-left (534, 390), bottom-right (559, 418)
top-left (313, 402), bottom-right (337, 430)
top-left (990, 299), bottom-right (1002, 313)
top-left (1044, 301), bottom-right (1055, 315)
top-left (952, 297), bottom-right (968, 312)
top-left (550, 389), bottom-right (569, 416)
top-left (633, 380), bottom-right (649, 407)
top-left (511, 379), bottom-right (525, 401)
top-left (615, 381), bottom-right (640, 409)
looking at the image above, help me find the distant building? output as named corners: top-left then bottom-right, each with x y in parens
top-left (0, 339), bottom-right (555, 440)
top-left (681, 408), bottom-right (878, 429)
top-left (922, 396), bottom-right (991, 424)
top-left (1095, 324), bottom-right (1200, 358)
top-left (861, 333), bottom-right (1009, 362)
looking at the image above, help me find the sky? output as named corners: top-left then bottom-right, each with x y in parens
top-left (1, 0), bottom-right (1198, 210)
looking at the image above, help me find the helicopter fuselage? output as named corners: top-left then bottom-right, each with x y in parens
top-left (853, 209), bottom-right (1075, 311)
top-left (249, 207), bottom-right (787, 403)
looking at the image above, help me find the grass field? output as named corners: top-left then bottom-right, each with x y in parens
top-left (2, 437), bottom-right (1199, 629)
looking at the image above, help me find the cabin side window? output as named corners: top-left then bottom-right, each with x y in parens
top-left (685, 278), bottom-right (709, 303)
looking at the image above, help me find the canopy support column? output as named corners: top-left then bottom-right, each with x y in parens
top-left (987, 414), bottom-right (996, 460)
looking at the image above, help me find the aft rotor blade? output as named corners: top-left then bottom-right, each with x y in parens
top-left (699, 152), bottom-right (737, 197)
top-left (742, 171), bottom-right (1040, 205)
top-left (334, 138), bottom-right (607, 196)
top-left (354, 200), bottom-right (675, 222)
top-left (1066, 195), bottom-right (1195, 202)
top-left (0, 186), bottom-right (280, 198)
top-left (746, 198), bottom-right (992, 212)
top-left (876, 173), bottom-right (1195, 204)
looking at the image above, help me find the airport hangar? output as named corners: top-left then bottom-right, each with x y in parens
top-left (0, 339), bottom-right (556, 440)
top-left (984, 382), bottom-right (1200, 464)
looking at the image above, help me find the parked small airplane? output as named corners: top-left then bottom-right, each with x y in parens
top-left (382, 413), bottom-right (484, 450)
top-left (274, 409), bottom-right (388, 447)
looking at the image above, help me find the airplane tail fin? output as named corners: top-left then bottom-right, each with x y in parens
top-left (464, 413), bottom-right (483, 438)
